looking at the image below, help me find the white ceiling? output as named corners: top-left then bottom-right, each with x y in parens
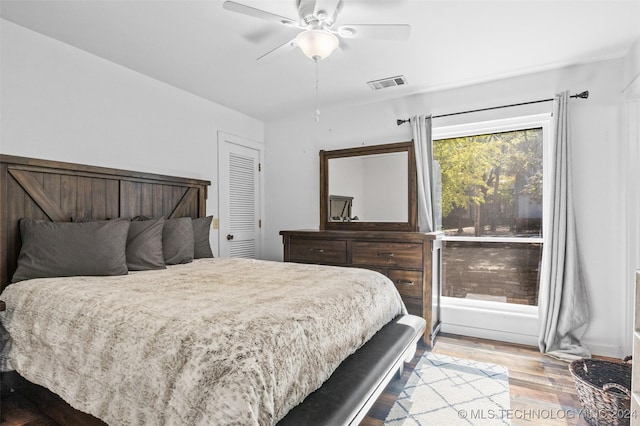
top-left (2, 0), bottom-right (640, 121)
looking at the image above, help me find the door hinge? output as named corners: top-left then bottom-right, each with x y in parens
top-left (258, 219), bottom-right (262, 228)
top-left (258, 163), bottom-right (262, 172)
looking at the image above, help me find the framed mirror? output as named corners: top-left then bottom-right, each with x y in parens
top-left (320, 141), bottom-right (418, 231)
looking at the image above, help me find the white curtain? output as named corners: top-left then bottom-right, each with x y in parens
top-left (538, 91), bottom-right (591, 361)
top-left (410, 115), bottom-right (435, 232)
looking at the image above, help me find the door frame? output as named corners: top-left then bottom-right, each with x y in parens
top-left (217, 131), bottom-right (265, 258)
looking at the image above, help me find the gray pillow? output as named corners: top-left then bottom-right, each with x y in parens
top-left (127, 217), bottom-right (166, 271)
top-left (163, 217), bottom-right (194, 265)
top-left (192, 216), bottom-right (214, 259)
top-left (12, 218), bottom-right (130, 283)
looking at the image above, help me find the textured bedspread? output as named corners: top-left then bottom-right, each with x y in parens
top-left (0, 258), bottom-right (405, 425)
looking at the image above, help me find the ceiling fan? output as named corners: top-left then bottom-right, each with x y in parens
top-left (223, 0), bottom-right (411, 61)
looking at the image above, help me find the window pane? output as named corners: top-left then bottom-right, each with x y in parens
top-left (443, 241), bottom-right (542, 306)
top-left (434, 128), bottom-right (543, 238)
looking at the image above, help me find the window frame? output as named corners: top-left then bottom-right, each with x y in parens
top-left (433, 113), bottom-right (551, 321)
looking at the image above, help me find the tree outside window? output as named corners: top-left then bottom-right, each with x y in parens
top-left (434, 127), bottom-right (543, 238)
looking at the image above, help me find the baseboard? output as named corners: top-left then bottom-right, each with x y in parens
top-left (440, 323), bottom-right (539, 347)
top-left (440, 325), bottom-right (624, 358)
top-left (439, 298), bottom-right (622, 358)
top-left (581, 339), bottom-right (625, 359)
top-left (440, 298), bottom-right (539, 347)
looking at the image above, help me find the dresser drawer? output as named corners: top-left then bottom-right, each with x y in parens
top-left (352, 242), bottom-right (423, 269)
top-left (387, 269), bottom-right (423, 299)
top-left (289, 238), bottom-right (347, 264)
top-left (403, 297), bottom-right (424, 317)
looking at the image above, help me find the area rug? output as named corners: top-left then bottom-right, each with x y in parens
top-left (384, 353), bottom-right (511, 425)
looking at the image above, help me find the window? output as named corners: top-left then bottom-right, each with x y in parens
top-left (433, 115), bottom-right (550, 307)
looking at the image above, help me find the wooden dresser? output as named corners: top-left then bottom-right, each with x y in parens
top-left (280, 229), bottom-right (442, 346)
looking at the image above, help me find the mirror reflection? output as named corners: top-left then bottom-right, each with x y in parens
top-left (328, 152), bottom-right (408, 222)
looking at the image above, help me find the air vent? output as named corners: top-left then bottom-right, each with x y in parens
top-left (367, 75), bottom-right (408, 91)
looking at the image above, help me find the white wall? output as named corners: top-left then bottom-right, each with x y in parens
top-left (328, 156), bottom-right (365, 219)
top-left (265, 58), bottom-right (631, 357)
top-left (622, 39), bottom-right (640, 278)
top-left (362, 153), bottom-right (407, 222)
top-left (622, 38), bottom-right (640, 360)
top-left (0, 20), bottom-right (264, 256)
top-left (329, 153), bottom-right (408, 221)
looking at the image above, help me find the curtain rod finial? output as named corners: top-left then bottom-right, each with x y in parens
top-left (573, 90), bottom-right (589, 99)
top-left (396, 118), bottom-right (410, 126)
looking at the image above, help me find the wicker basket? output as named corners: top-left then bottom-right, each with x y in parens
top-left (569, 357), bottom-right (632, 426)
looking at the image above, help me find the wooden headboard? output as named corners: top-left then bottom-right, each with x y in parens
top-left (0, 155), bottom-right (211, 291)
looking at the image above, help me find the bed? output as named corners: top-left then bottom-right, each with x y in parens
top-left (0, 154), bottom-right (426, 425)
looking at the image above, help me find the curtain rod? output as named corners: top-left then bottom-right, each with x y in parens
top-left (396, 90), bottom-right (589, 126)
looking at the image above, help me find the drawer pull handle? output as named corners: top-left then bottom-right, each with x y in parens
top-left (377, 252), bottom-right (395, 258)
top-left (309, 248), bottom-right (325, 254)
top-left (395, 280), bottom-right (415, 286)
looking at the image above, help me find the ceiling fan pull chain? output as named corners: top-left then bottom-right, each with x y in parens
top-left (315, 57), bottom-right (320, 122)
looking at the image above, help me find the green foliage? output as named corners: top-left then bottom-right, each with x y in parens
top-left (433, 128), bottom-right (543, 234)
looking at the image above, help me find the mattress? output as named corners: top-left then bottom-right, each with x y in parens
top-left (0, 258), bottom-right (406, 425)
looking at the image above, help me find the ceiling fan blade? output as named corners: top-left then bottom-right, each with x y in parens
top-left (296, 0), bottom-right (317, 23)
top-left (223, 1), bottom-right (299, 27)
top-left (256, 38), bottom-right (297, 61)
top-left (338, 37), bottom-right (350, 52)
top-left (317, 0), bottom-right (343, 26)
top-left (337, 24), bottom-right (411, 40)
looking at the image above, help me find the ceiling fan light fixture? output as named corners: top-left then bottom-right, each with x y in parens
top-left (295, 29), bottom-right (339, 60)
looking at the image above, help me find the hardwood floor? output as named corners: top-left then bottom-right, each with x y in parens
top-left (362, 333), bottom-right (600, 426)
top-left (1, 393), bottom-right (56, 426)
top-left (1, 334), bottom-right (602, 426)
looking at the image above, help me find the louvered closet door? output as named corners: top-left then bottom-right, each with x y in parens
top-left (219, 134), bottom-right (262, 258)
